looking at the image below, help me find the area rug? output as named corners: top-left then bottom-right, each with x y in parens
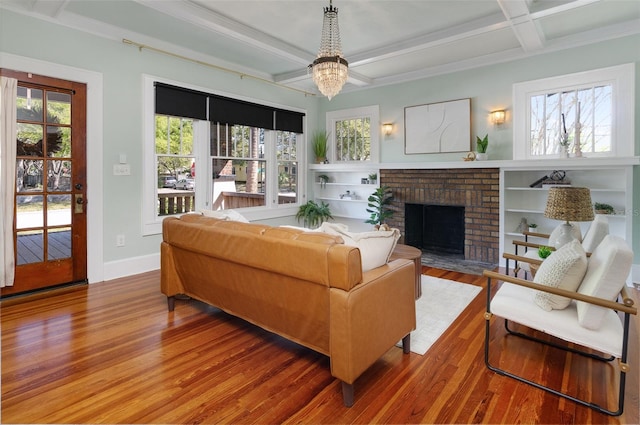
top-left (399, 275), bottom-right (482, 355)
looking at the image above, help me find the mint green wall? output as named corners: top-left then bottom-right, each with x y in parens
top-left (0, 10), bottom-right (319, 266)
top-left (318, 33), bottom-right (640, 264)
top-left (1, 9), bottom-right (639, 270)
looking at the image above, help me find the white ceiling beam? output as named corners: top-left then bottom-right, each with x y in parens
top-left (347, 13), bottom-right (510, 67)
top-left (497, 0), bottom-right (544, 52)
top-left (275, 68), bottom-right (373, 87)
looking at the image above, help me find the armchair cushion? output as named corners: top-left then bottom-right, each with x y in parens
top-left (576, 235), bottom-right (633, 330)
top-left (581, 214), bottom-right (609, 253)
top-left (533, 239), bottom-right (588, 311)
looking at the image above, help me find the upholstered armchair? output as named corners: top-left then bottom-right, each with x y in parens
top-left (507, 215), bottom-right (609, 279)
top-left (484, 234), bottom-right (636, 416)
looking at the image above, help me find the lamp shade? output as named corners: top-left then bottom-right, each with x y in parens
top-left (544, 187), bottom-right (594, 222)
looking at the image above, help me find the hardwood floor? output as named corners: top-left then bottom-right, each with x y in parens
top-left (1, 267), bottom-right (638, 424)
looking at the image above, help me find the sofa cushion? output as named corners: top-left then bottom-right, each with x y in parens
top-left (533, 239), bottom-right (588, 311)
top-left (576, 235), bottom-right (632, 330)
top-left (319, 222), bottom-right (400, 272)
top-left (201, 209), bottom-right (249, 222)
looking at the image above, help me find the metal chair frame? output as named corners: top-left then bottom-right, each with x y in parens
top-left (483, 273), bottom-right (635, 416)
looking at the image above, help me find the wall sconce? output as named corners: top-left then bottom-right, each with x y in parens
top-left (490, 110), bottom-right (506, 125)
top-left (382, 123), bottom-right (393, 136)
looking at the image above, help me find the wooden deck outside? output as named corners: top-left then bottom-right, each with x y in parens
top-left (17, 230), bottom-right (71, 265)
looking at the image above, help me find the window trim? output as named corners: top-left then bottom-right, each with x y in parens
top-left (142, 75), bottom-right (305, 236)
top-left (513, 63), bottom-right (634, 160)
top-left (326, 105), bottom-right (380, 163)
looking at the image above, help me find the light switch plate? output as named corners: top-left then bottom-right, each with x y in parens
top-left (113, 164), bottom-right (131, 175)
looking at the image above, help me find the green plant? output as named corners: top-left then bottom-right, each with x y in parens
top-left (295, 200), bottom-right (333, 228)
top-left (311, 130), bottom-right (329, 161)
top-left (476, 134), bottom-right (488, 153)
top-left (368, 173), bottom-right (377, 181)
top-left (538, 246), bottom-right (552, 259)
top-left (594, 202), bottom-right (614, 214)
top-left (318, 174), bottom-right (329, 188)
top-left (528, 223), bottom-right (537, 229)
top-left (365, 186), bottom-right (393, 226)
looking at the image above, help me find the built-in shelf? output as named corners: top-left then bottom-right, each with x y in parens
top-left (500, 162), bottom-right (635, 283)
top-left (311, 168), bottom-right (379, 221)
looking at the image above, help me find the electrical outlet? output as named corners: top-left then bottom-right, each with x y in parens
top-left (116, 234), bottom-right (125, 247)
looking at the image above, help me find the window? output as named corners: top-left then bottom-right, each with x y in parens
top-left (210, 124), bottom-right (299, 209)
top-left (513, 64), bottom-right (634, 159)
top-left (155, 115), bottom-right (195, 216)
top-left (142, 76), bottom-right (305, 235)
top-left (326, 105), bottom-right (379, 162)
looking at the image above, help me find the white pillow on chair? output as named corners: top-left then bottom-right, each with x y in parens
top-left (576, 235), bottom-right (632, 330)
top-left (581, 214), bottom-right (609, 253)
top-left (532, 239), bottom-right (588, 311)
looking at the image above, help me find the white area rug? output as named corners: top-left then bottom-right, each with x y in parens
top-left (399, 275), bottom-right (482, 355)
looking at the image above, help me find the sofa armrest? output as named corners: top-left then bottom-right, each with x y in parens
top-left (483, 270), bottom-right (637, 315)
top-left (329, 259), bottom-right (416, 385)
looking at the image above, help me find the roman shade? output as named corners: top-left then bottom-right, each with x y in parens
top-left (154, 82), bottom-right (304, 133)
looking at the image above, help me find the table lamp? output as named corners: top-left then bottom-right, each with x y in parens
top-left (544, 187), bottom-right (594, 249)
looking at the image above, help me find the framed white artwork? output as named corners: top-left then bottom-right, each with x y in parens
top-left (404, 98), bottom-right (471, 154)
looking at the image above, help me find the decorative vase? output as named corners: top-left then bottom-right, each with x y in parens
top-left (475, 152), bottom-right (488, 161)
top-left (559, 147), bottom-right (569, 158)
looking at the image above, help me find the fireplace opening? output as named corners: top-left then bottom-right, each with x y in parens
top-left (405, 204), bottom-right (465, 255)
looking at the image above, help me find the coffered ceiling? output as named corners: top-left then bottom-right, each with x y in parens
top-left (2, 0), bottom-right (639, 96)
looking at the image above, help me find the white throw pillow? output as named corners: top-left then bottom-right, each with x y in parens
top-left (532, 239), bottom-right (588, 311)
top-left (201, 209), bottom-right (250, 223)
top-left (576, 235), bottom-right (632, 330)
top-left (581, 214), bottom-right (609, 253)
top-left (319, 222), bottom-right (400, 272)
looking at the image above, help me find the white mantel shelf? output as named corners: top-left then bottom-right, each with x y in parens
top-left (309, 157), bottom-right (640, 171)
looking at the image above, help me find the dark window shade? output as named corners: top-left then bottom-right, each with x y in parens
top-left (155, 82), bottom-right (305, 132)
top-left (275, 109), bottom-right (304, 133)
top-left (209, 96), bottom-right (273, 129)
top-left (155, 83), bottom-right (207, 120)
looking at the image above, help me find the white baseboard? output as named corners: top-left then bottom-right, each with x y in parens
top-left (102, 253), bottom-right (160, 282)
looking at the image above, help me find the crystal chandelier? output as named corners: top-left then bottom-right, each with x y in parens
top-left (309, 0), bottom-right (348, 100)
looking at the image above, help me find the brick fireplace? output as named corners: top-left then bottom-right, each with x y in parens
top-left (381, 168), bottom-right (499, 264)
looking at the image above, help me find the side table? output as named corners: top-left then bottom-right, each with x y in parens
top-left (389, 244), bottom-right (422, 300)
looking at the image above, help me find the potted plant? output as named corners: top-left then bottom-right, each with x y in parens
top-left (538, 245), bottom-right (552, 259)
top-left (528, 223), bottom-right (538, 233)
top-left (311, 130), bottom-right (329, 164)
top-left (365, 186), bottom-right (393, 226)
top-left (475, 134), bottom-right (488, 160)
top-left (295, 200), bottom-right (333, 228)
top-left (318, 174), bottom-right (329, 188)
top-left (368, 173), bottom-right (378, 185)
top-left (594, 202), bottom-right (615, 215)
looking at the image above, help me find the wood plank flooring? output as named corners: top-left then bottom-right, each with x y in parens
top-left (1, 267), bottom-right (638, 424)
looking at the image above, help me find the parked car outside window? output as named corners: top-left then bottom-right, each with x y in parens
top-left (175, 178), bottom-right (195, 190)
top-left (159, 176), bottom-right (177, 188)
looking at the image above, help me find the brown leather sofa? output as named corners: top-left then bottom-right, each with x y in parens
top-left (161, 214), bottom-right (416, 407)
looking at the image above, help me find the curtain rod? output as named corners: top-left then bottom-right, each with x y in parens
top-left (122, 39), bottom-right (315, 97)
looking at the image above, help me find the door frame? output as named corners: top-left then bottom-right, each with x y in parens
top-left (1, 52), bottom-right (104, 284)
